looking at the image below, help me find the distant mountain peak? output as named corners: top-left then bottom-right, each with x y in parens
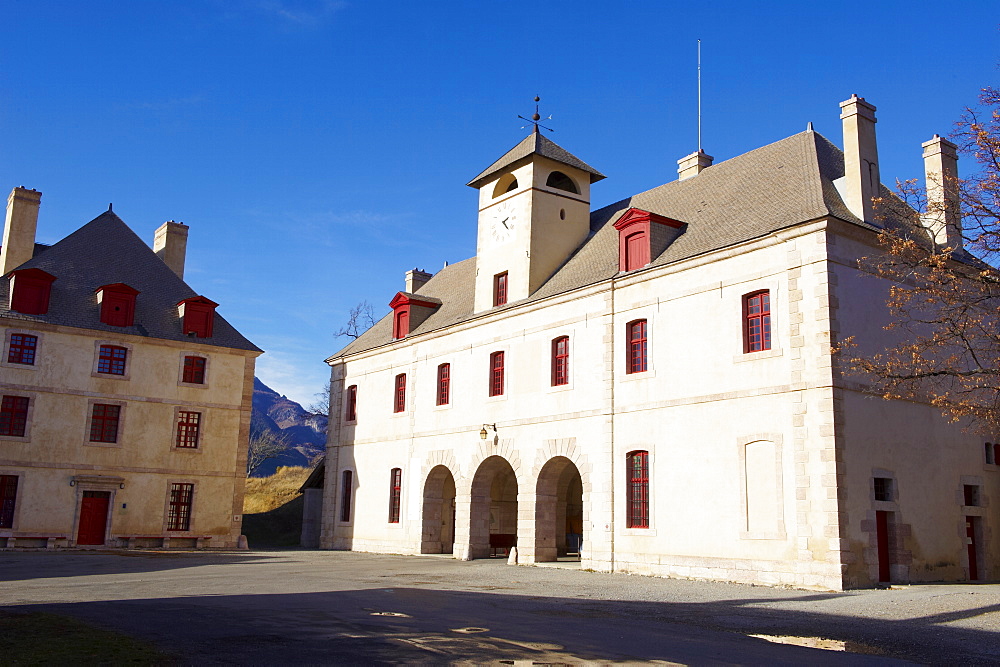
top-left (251, 377), bottom-right (328, 477)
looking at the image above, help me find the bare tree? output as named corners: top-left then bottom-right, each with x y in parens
top-left (246, 429), bottom-right (290, 477)
top-left (845, 87), bottom-right (1000, 433)
top-left (334, 300), bottom-right (376, 339)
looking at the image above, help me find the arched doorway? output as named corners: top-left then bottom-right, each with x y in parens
top-left (469, 456), bottom-right (518, 559)
top-left (534, 456), bottom-right (584, 562)
top-left (421, 465), bottom-right (456, 554)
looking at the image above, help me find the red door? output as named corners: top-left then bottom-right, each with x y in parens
top-left (77, 491), bottom-right (110, 545)
top-left (875, 510), bottom-right (891, 583)
top-left (966, 517), bottom-right (979, 581)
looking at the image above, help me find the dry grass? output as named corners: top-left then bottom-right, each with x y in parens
top-left (243, 466), bottom-right (311, 514)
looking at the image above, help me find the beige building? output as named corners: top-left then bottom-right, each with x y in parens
top-left (319, 96), bottom-right (997, 589)
top-left (0, 189), bottom-right (261, 549)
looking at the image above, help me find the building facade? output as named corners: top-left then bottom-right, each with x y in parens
top-left (319, 96), bottom-right (996, 589)
top-left (0, 189), bottom-right (261, 549)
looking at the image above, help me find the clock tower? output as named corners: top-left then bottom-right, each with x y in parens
top-left (467, 128), bottom-right (604, 313)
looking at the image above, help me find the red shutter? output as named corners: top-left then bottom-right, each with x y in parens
top-left (551, 336), bottom-right (569, 386)
top-left (489, 351), bottom-right (505, 396)
top-left (625, 231), bottom-right (649, 271)
top-left (627, 320), bottom-right (647, 374)
top-left (394, 374), bottom-right (406, 413)
top-left (178, 297), bottom-right (218, 338)
top-left (626, 451), bottom-right (649, 528)
top-left (9, 268), bottom-right (56, 315)
top-left (744, 291), bottom-right (772, 352)
top-left (97, 284), bottom-right (139, 327)
top-left (345, 385), bottom-right (358, 421)
top-left (437, 364), bottom-right (450, 406)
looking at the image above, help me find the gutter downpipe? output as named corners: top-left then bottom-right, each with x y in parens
top-left (609, 273), bottom-right (616, 573)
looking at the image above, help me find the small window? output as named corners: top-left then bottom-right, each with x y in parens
top-left (97, 283), bottom-right (138, 327)
top-left (626, 450), bottom-right (649, 529)
top-left (489, 351), bottom-right (505, 397)
top-left (167, 483), bottom-right (194, 531)
top-left (394, 373), bottom-right (406, 413)
top-left (178, 296), bottom-right (217, 338)
top-left (393, 308), bottom-right (410, 340)
top-left (8, 268), bottom-right (56, 315)
top-left (0, 475), bottom-right (17, 528)
top-left (436, 363), bottom-right (450, 406)
top-left (546, 171), bottom-right (579, 194)
top-left (0, 396), bottom-right (29, 437)
top-left (874, 477), bottom-right (892, 502)
top-left (176, 411), bottom-right (201, 449)
top-left (492, 174), bottom-right (518, 198)
top-left (341, 470), bottom-right (353, 522)
top-left (986, 443), bottom-right (995, 465)
top-left (345, 385), bottom-right (358, 422)
top-left (964, 485), bottom-right (981, 507)
top-left (7, 334), bottom-right (37, 365)
top-left (182, 356), bottom-right (206, 384)
top-left (743, 291), bottom-right (772, 353)
top-left (551, 336), bottom-right (569, 386)
top-left (624, 230), bottom-right (649, 271)
top-left (626, 320), bottom-right (647, 374)
top-left (89, 404), bottom-right (121, 443)
top-left (388, 468), bottom-right (402, 523)
top-left (97, 345), bottom-right (128, 375)
top-left (493, 272), bottom-right (508, 307)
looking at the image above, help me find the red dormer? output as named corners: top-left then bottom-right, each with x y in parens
top-left (177, 296), bottom-right (218, 338)
top-left (613, 208), bottom-right (685, 272)
top-left (8, 268), bottom-right (56, 315)
top-left (96, 283), bottom-right (139, 327)
top-left (389, 292), bottom-right (442, 339)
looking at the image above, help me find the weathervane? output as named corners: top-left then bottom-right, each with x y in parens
top-left (518, 96), bottom-right (554, 134)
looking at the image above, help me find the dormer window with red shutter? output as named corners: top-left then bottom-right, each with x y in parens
top-left (388, 292), bottom-right (442, 340)
top-left (613, 208), bottom-right (685, 272)
top-left (8, 268), bottom-right (56, 315)
top-left (96, 283), bottom-right (139, 327)
top-left (177, 296), bottom-right (218, 338)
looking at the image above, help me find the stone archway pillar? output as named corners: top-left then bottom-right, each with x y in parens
top-left (516, 491), bottom-right (539, 564)
top-left (453, 492), bottom-right (473, 560)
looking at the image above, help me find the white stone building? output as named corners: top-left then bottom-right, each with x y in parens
top-left (319, 96), bottom-right (996, 589)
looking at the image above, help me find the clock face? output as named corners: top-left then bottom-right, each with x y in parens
top-left (490, 199), bottom-right (518, 244)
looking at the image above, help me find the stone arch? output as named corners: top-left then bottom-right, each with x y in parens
top-left (492, 173), bottom-right (519, 198)
top-left (421, 464), bottom-right (457, 554)
top-left (545, 170), bottom-right (579, 194)
top-left (464, 454), bottom-right (519, 559)
top-left (533, 456), bottom-right (584, 562)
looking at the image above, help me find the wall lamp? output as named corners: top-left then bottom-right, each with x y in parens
top-left (479, 424), bottom-right (497, 440)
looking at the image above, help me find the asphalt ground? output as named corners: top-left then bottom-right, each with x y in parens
top-left (0, 549), bottom-right (997, 665)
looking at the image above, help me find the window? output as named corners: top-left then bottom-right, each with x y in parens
top-left (623, 230), bottom-right (650, 271)
top-left (393, 308), bottom-right (410, 340)
top-left (7, 334), bottom-right (37, 365)
top-left (552, 336), bottom-right (569, 386)
top-left (167, 483), bottom-right (193, 531)
top-left (743, 290), bottom-right (772, 353)
top-left (341, 470), bottom-right (353, 522)
top-left (97, 283), bottom-right (138, 327)
top-left (176, 411), bottom-right (201, 449)
top-left (614, 208), bottom-right (684, 273)
top-left (394, 374), bottom-right (406, 413)
top-left (388, 468), bottom-right (402, 523)
top-left (626, 320), bottom-right (647, 374)
top-left (545, 171), bottom-right (579, 194)
top-left (0, 475), bottom-right (17, 528)
top-left (489, 351), bottom-right (505, 397)
top-left (436, 363), bottom-right (450, 406)
top-left (874, 477), bottom-right (892, 502)
top-left (183, 356), bottom-right (206, 384)
top-left (8, 268), bottom-right (56, 315)
top-left (89, 404), bottom-right (121, 443)
top-left (178, 296), bottom-right (217, 338)
top-left (345, 385), bottom-right (357, 421)
top-left (964, 485), bottom-right (981, 507)
top-left (0, 396), bottom-right (29, 437)
top-left (97, 345), bottom-right (127, 375)
top-left (626, 450), bottom-right (649, 529)
top-left (493, 272), bottom-right (508, 307)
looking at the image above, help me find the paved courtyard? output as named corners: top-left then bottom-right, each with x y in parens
top-left (1, 549), bottom-right (998, 664)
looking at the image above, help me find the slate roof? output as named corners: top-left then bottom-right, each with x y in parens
top-left (467, 131), bottom-right (606, 188)
top-left (1, 210), bottom-right (261, 352)
top-left (330, 129), bottom-right (889, 361)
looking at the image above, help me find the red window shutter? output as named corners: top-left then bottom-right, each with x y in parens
top-left (494, 273), bottom-right (508, 307)
top-left (183, 356), bottom-right (206, 384)
top-left (341, 470), bottom-right (353, 522)
top-left (552, 336), bottom-right (569, 386)
top-left (394, 308), bottom-right (410, 339)
top-left (345, 385), bottom-right (358, 421)
top-left (626, 450), bottom-right (649, 528)
top-left (437, 364), bottom-right (450, 406)
top-left (9, 268), bottom-right (56, 315)
top-left (624, 231), bottom-right (649, 271)
top-left (627, 320), bottom-right (647, 374)
top-left (489, 351), bottom-right (505, 396)
top-left (743, 291), bottom-right (772, 353)
top-left (178, 297), bottom-right (218, 338)
top-left (97, 284), bottom-right (139, 327)
top-left (89, 404), bottom-right (121, 443)
top-left (394, 374), bottom-right (406, 413)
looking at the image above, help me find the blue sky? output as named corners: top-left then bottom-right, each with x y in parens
top-left (2, 1), bottom-right (998, 408)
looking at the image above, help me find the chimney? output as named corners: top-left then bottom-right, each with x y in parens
top-left (153, 220), bottom-right (189, 279)
top-left (405, 268), bottom-right (432, 293)
top-left (922, 134), bottom-right (962, 251)
top-left (677, 150), bottom-right (713, 181)
top-left (1, 187), bottom-right (42, 275)
top-left (839, 94), bottom-right (880, 223)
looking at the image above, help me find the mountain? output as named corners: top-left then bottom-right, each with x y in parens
top-left (250, 377), bottom-right (327, 477)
